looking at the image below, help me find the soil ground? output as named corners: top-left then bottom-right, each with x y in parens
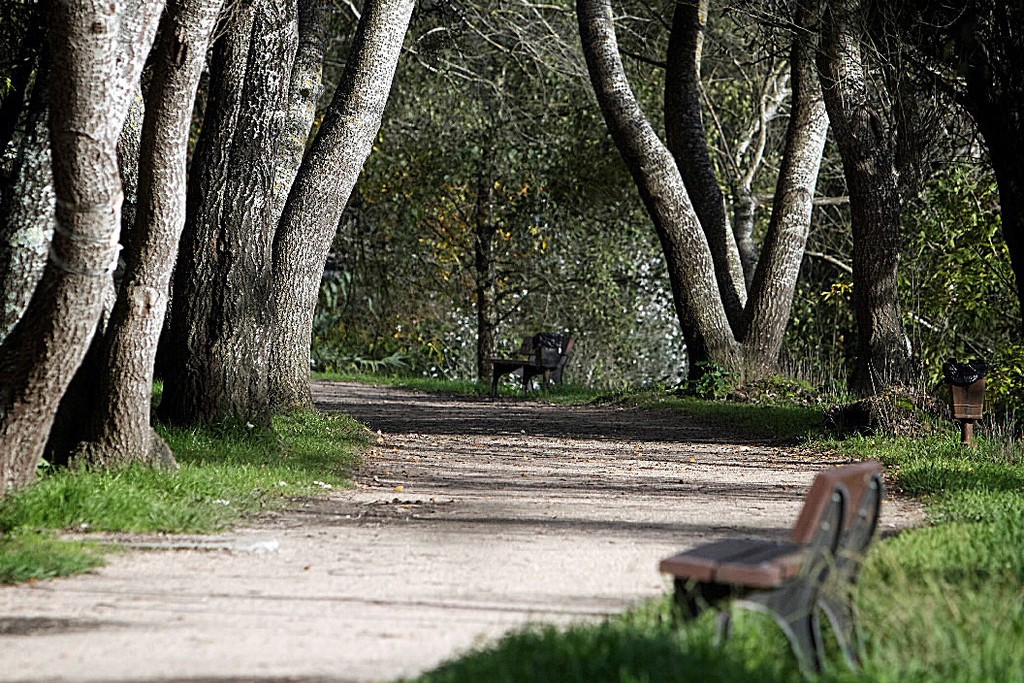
top-left (0, 381), bottom-right (924, 682)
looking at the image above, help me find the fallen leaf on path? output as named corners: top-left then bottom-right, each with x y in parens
top-left (394, 485), bottom-right (405, 492)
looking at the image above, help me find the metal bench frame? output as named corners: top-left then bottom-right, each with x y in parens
top-left (659, 461), bottom-right (884, 676)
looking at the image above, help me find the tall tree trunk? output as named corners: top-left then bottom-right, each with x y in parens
top-left (76, 0), bottom-right (225, 467)
top-left (160, 0), bottom-right (297, 427)
top-left (664, 0), bottom-right (746, 322)
top-left (730, 66), bottom-right (791, 283)
top-left (268, 0), bottom-right (415, 410)
top-left (118, 86), bottom-right (146, 242)
top-left (0, 70), bottom-right (53, 342)
top-left (979, 121), bottom-right (1024, 332)
top-left (0, 0), bottom-right (163, 496)
top-left (577, 0), bottom-right (738, 376)
top-left (474, 165), bottom-right (497, 383)
top-left (267, 0), bottom-right (331, 231)
top-left (817, 0), bottom-right (912, 394)
top-left (739, 18), bottom-right (828, 379)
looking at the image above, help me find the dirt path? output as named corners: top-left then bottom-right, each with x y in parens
top-left (0, 382), bottom-right (923, 682)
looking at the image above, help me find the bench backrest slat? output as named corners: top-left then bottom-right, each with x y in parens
top-left (791, 461), bottom-right (884, 545)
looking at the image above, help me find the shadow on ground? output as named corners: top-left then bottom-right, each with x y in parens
top-left (312, 381), bottom-right (813, 445)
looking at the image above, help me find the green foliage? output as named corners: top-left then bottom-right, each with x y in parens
top-left (686, 362), bottom-right (734, 400)
top-left (985, 342), bottom-right (1024, 419)
top-left (900, 164), bottom-right (1019, 405)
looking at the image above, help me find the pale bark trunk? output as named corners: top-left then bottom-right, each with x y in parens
top-left (160, 0), bottom-right (297, 427)
top-left (817, 0), bottom-right (912, 394)
top-left (118, 87), bottom-right (146, 241)
top-left (267, 0), bottom-right (330, 230)
top-left (739, 22), bottom-right (828, 380)
top-left (0, 0), bottom-right (163, 496)
top-left (664, 0), bottom-right (746, 322)
top-left (0, 73), bottom-right (53, 342)
top-left (268, 0), bottom-right (416, 410)
top-left (730, 67), bottom-right (790, 283)
top-left (78, 0), bottom-right (225, 467)
top-left (577, 0), bottom-right (738, 376)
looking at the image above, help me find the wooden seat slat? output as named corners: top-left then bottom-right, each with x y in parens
top-left (660, 539), bottom-right (806, 587)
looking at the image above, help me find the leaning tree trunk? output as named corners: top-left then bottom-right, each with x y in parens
top-left (738, 19), bottom-right (828, 379)
top-left (664, 0), bottom-right (745, 322)
top-left (268, 0), bottom-right (416, 410)
top-left (577, 0), bottom-right (738, 376)
top-left (0, 0), bottom-right (163, 496)
top-left (978, 118), bottom-right (1024, 334)
top-left (817, 0), bottom-right (913, 395)
top-left (159, 0), bottom-right (298, 427)
top-left (74, 0), bottom-right (226, 468)
top-left (45, 77), bottom-right (149, 465)
top-left (267, 0), bottom-right (332, 231)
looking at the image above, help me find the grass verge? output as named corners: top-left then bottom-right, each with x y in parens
top-left (411, 429), bottom-right (1024, 682)
top-left (0, 410), bottom-right (369, 584)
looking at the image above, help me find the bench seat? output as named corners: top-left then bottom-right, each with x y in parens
top-left (660, 538), bottom-right (806, 588)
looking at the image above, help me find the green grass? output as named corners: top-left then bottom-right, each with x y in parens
top-left (0, 410), bottom-right (369, 584)
top-left (411, 428), bottom-right (1024, 682)
top-left (413, 596), bottom-right (803, 683)
top-left (0, 530), bottom-right (105, 584)
top-left (629, 393), bottom-right (823, 442)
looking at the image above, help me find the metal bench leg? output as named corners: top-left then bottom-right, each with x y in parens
top-left (735, 584), bottom-right (825, 679)
top-left (714, 610), bottom-right (733, 645)
top-left (672, 579), bottom-right (732, 622)
top-left (819, 592), bottom-right (862, 668)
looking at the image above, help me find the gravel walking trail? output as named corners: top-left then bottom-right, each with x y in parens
top-left (0, 382), bottom-right (924, 682)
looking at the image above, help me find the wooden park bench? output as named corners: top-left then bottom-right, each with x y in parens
top-left (488, 333), bottom-right (574, 397)
top-left (659, 461), bottom-right (884, 676)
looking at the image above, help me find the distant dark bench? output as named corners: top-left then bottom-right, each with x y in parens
top-left (659, 461), bottom-right (884, 676)
top-left (488, 333), bottom-right (574, 397)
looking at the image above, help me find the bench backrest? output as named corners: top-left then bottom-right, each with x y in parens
top-left (791, 461), bottom-right (884, 545)
top-left (531, 333), bottom-right (573, 377)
